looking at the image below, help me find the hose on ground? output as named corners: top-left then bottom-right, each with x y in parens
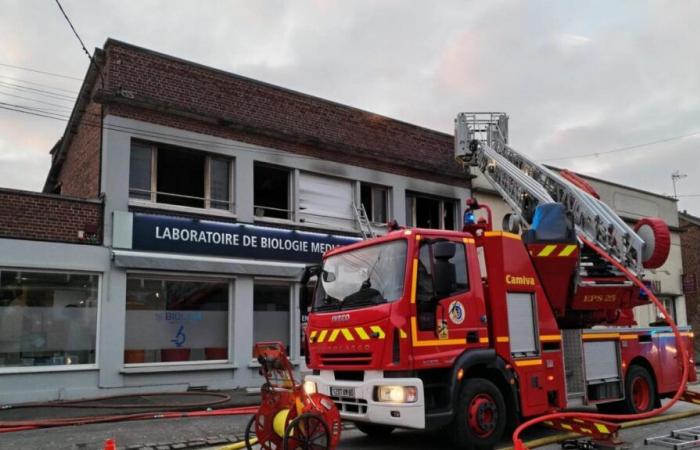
top-left (512, 234), bottom-right (690, 450)
top-left (0, 391), bottom-right (232, 410)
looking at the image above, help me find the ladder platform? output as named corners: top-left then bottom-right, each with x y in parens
top-left (646, 426), bottom-right (700, 449)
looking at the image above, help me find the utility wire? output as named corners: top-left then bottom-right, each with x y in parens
top-left (0, 90), bottom-right (75, 111)
top-left (0, 75), bottom-right (79, 95)
top-left (0, 62), bottom-right (82, 81)
top-left (0, 81), bottom-right (76, 100)
top-left (54, 0), bottom-right (94, 63)
top-left (540, 131), bottom-right (700, 163)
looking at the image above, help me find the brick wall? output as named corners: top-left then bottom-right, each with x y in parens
top-left (680, 216), bottom-right (700, 358)
top-left (0, 188), bottom-right (103, 245)
top-left (98, 39), bottom-right (465, 186)
top-left (55, 84), bottom-right (102, 198)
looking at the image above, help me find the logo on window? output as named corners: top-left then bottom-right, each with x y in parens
top-left (171, 325), bottom-right (187, 347)
top-left (448, 301), bottom-right (466, 325)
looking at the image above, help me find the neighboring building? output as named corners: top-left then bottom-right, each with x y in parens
top-left (679, 211), bottom-right (700, 360)
top-left (0, 39), bottom-right (469, 403)
top-left (474, 169), bottom-right (688, 328)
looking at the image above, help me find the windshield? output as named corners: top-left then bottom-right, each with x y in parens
top-left (313, 240), bottom-right (407, 312)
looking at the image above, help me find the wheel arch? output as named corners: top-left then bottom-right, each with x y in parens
top-left (628, 355), bottom-right (660, 403)
top-left (450, 349), bottom-right (521, 429)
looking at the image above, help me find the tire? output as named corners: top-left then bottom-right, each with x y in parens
top-left (283, 412), bottom-right (330, 450)
top-left (354, 421), bottom-right (395, 438)
top-left (597, 364), bottom-right (657, 415)
top-left (449, 378), bottom-right (507, 450)
top-left (244, 415), bottom-right (256, 450)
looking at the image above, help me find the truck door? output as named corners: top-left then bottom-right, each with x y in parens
top-left (413, 238), bottom-right (485, 355)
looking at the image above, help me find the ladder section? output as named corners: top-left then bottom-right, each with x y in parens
top-left (455, 112), bottom-right (645, 276)
top-left (646, 426), bottom-right (700, 449)
top-left (352, 202), bottom-right (376, 240)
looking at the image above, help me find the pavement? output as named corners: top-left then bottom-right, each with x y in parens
top-left (2, 383), bottom-right (700, 450)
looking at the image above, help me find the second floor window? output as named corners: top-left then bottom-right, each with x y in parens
top-left (360, 183), bottom-right (389, 223)
top-left (128, 141), bottom-right (234, 212)
top-left (254, 163), bottom-right (292, 220)
top-left (406, 192), bottom-right (457, 230)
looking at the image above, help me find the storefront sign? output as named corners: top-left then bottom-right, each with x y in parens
top-left (132, 213), bottom-right (360, 263)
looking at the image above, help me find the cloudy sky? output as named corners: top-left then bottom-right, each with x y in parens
top-left (1, 0), bottom-right (698, 214)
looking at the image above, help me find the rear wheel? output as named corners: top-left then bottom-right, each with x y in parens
top-left (354, 422), bottom-right (395, 438)
top-left (450, 378), bottom-right (507, 449)
top-left (596, 364), bottom-right (657, 414)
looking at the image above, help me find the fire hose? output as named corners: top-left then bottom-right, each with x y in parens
top-left (512, 234), bottom-right (690, 449)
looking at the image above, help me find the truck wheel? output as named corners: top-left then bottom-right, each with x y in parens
top-left (354, 422), bottom-right (394, 438)
top-left (622, 365), bottom-right (657, 413)
top-left (450, 378), bottom-right (507, 449)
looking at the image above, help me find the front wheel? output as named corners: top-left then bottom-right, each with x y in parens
top-left (283, 412), bottom-right (331, 450)
top-left (450, 378), bottom-right (507, 449)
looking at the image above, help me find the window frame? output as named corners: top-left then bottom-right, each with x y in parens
top-left (253, 162), bottom-right (294, 223)
top-left (128, 141), bottom-right (236, 215)
top-left (405, 192), bottom-right (459, 230)
top-left (123, 271), bottom-right (234, 368)
top-left (0, 267), bottom-right (102, 374)
top-left (360, 182), bottom-right (390, 224)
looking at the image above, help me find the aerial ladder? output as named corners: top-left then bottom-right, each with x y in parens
top-left (454, 112), bottom-right (671, 328)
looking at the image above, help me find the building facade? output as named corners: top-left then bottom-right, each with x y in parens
top-left (679, 211), bottom-right (700, 360)
top-left (473, 170), bottom-right (688, 328)
top-left (0, 39), bottom-right (469, 403)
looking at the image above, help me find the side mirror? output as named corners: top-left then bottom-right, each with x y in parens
top-left (322, 271), bottom-right (336, 282)
top-left (300, 265), bottom-right (321, 313)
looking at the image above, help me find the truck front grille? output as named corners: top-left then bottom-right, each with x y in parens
top-left (331, 396), bottom-right (368, 414)
top-left (320, 353), bottom-right (372, 366)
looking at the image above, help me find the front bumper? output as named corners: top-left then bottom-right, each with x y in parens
top-left (305, 370), bottom-right (425, 429)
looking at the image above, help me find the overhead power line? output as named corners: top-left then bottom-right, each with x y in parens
top-left (0, 62), bottom-right (82, 81)
top-left (54, 0), bottom-right (94, 63)
top-left (540, 130), bottom-right (700, 163)
top-left (0, 75), bottom-right (79, 95)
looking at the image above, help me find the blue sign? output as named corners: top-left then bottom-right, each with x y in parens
top-left (132, 213), bottom-right (360, 263)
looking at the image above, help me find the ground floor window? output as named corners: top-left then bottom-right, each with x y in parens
top-left (0, 269), bottom-right (99, 368)
top-left (254, 280), bottom-right (292, 352)
top-left (125, 274), bottom-right (230, 364)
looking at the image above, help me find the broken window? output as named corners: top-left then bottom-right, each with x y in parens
top-left (254, 163), bottom-right (292, 220)
top-left (360, 183), bottom-right (389, 223)
top-left (405, 193), bottom-right (457, 230)
top-left (128, 141), bottom-right (234, 211)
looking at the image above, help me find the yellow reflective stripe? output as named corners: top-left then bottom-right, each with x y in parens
top-left (370, 326), bottom-right (386, 339)
top-left (514, 359), bottom-right (543, 367)
top-left (497, 336), bottom-right (510, 343)
top-left (620, 334), bottom-right (638, 340)
top-left (582, 333), bottom-right (620, 340)
top-left (309, 330), bottom-right (318, 341)
top-left (328, 329), bottom-right (340, 342)
top-left (409, 317), bottom-right (465, 347)
top-left (410, 258), bottom-right (418, 304)
top-left (580, 427), bottom-right (592, 434)
top-left (594, 423), bottom-right (610, 434)
top-left (544, 421), bottom-right (553, 426)
top-left (317, 330), bottom-right (328, 343)
top-left (558, 244), bottom-right (578, 257)
top-left (463, 237), bottom-right (475, 244)
top-left (561, 423), bottom-right (573, 431)
top-left (479, 337), bottom-right (489, 344)
top-left (537, 245), bottom-right (557, 257)
top-left (540, 335), bottom-right (562, 342)
top-left (340, 328), bottom-right (354, 341)
top-left (355, 327), bottom-right (370, 340)
top-left (399, 328), bottom-right (408, 339)
top-left (484, 231), bottom-right (522, 240)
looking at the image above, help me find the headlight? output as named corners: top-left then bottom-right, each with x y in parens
top-left (376, 386), bottom-right (417, 403)
top-left (303, 380), bottom-right (317, 395)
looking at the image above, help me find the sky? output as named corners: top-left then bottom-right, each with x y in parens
top-left (0, 0), bottom-right (698, 215)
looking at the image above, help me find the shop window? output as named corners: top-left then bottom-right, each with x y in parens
top-left (406, 193), bottom-right (457, 230)
top-left (360, 183), bottom-right (389, 223)
top-left (125, 275), bottom-right (229, 364)
top-left (128, 141), bottom-right (235, 212)
top-left (0, 270), bottom-right (98, 368)
top-left (254, 164), bottom-right (292, 220)
top-left (253, 281), bottom-right (291, 351)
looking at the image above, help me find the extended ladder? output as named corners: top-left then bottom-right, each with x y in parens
top-left (646, 426), bottom-right (700, 449)
top-left (454, 112), bottom-right (645, 276)
top-left (352, 202), bottom-right (376, 240)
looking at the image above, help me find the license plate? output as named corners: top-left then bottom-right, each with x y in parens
top-left (331, 386), bottom-right (356, 398)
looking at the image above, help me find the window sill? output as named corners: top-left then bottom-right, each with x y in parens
top-left (0, 364), bottom-right (98, 375)
top-left (129, 199), bottom-right (237, 219)
top-left (248, 359), bottom-right (301, 369)
top-left (121, 362), bottom-right (238, 374)
top-left (255, 217), bottom-right (361, 236)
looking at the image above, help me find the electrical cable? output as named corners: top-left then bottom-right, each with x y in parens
top-left (0, 62), bottom-right (83, 81)
top-left (511, 234), bottom-right (690, 450)
top-left (0, 75), bottom-right (79, 95)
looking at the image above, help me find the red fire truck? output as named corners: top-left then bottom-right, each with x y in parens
top-left (302, 113), bottom-right (695, 448)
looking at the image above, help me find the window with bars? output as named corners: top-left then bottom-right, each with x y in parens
top-left (128, 141), bottom-right (234, 212)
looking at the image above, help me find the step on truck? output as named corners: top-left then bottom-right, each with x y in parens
top-left (302, 112), bottom-right (695, 448)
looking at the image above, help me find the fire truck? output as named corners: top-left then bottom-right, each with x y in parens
top-left (301, 113), bottom-right (695, 448)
